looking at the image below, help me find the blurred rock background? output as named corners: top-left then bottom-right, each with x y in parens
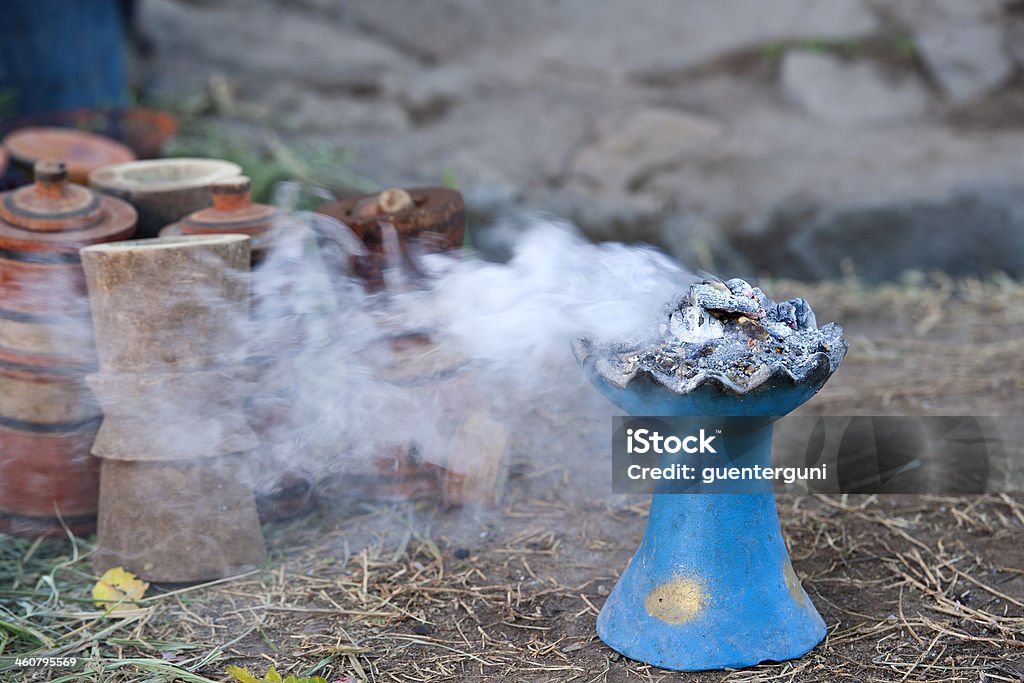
top-left (131, 0), bottom-right (1024, 281)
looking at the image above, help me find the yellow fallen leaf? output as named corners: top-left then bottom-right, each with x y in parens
top-left (226, 666), bottom-right (260, 683)
top-left (92, 567), bottom-right (149, 611)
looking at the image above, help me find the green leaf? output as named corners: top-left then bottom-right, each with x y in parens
top-left (265, 667), bottom-right (283, 683)
top-left (441, 166), bottom-right (460, 190)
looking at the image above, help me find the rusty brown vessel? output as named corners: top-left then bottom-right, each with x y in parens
top-left (315, 187), bottom-right (464, 290)
top-left (3, 127), bottom-right (136, 185)
top-left (0, 161), bottom-right (137, 536)
top-left (160, 176), bottom-right (280, 263)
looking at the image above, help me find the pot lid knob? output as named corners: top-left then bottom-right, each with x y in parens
top-left (34, 159), bottom-right (69, 186)
top-left (210, 176), bottom-right (253, 211)
top-left (177, 175), bottom-right (278, 236)
top-left (0, 159), bottom-right (105, 232)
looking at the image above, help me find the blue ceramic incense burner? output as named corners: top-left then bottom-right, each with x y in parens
top-left (574, 278), bottom-right (847, 671)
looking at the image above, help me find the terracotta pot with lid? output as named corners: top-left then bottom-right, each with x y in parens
top-left (0, 160), bottom-right (137, 537)
top-left (315, 187), bottom-right (465, 291)
top-left (160, 176), bottom-right (280, 263)
top-left (0, 160), bottom-right (137, 316)
top-left (0, 107), bottom-right (178, 160)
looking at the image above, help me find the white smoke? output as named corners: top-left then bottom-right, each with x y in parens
top-left (39, 182), bottom-right (696, 515)
top-left (413, 218), bottom-right (690, 368)
top-left (246, 207), bottom-right (696, 491)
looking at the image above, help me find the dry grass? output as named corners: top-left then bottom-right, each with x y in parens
top-left (2, 274), bottom-right (1023, 683)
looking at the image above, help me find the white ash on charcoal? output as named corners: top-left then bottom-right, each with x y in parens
top-left (584, 278), bottom-right (847, 394)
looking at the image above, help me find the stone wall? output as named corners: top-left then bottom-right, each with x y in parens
top-left (135, 0), bottom-right (1024, 280)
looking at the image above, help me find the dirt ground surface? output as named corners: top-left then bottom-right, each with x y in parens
top-left (2, 276), bottom-right (1023, 683)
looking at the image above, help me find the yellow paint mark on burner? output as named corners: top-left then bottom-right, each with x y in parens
top-left (784, 560), bottom-right (807, 606)
top-left (644, 577), bottom-right (705, 624)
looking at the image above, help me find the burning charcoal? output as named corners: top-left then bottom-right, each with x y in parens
top-left (657, 354), bottom-right (679, 372)
top-left (724, 278), bottom-right (755, 298)
top-left (687, 282), bottom-right (762, 319)
top-left (575, 278), bottom-right (846, 396)
top-left (788, 297), bottom-right (817, 330)
top-left (750, 286), bottom-right (770, 310)
top-left (668, 305), bottom-right (724, 344)
top-left (770, 302), bottom-right (797, 328)
top-left (735, 315), bottom-right (770, 342)
top-left (620, 353), bottom-right (640, 374)
top-left (760, 302), bottom-right (798, 339)
top-left (728, 278), bottom-right (769, 318)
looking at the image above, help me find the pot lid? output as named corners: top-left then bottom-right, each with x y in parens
top-left (0, 161), bottom-right (137, 252)
top-left (0, 160), bottom-right (104, 231)
top-left (178, 176), bottom-right (278, 236)
top-left (3, 127), bottom-right (135, 183)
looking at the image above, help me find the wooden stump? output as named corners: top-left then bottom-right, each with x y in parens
top-left (81, 234), bottom-right (266, 583)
